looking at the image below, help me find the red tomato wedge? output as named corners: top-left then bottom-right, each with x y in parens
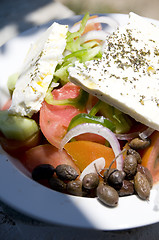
top-left (0, 131), bottom-right (41, 157)
top-left (21, 143), bottom-right (80, 174)
top-left (39, 83), bottom-right (86, 149)
top-left (83, 15), bottom-right (102, 34)
top-left (73, 15), bottom-right (102, 35)
top-left (1, 99), bottom-right (12, 110)
top-left (141, 131), bottom-right (159, 184)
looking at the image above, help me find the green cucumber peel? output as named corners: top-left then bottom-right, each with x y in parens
top-left (45, 89), bottom-right (89, 110)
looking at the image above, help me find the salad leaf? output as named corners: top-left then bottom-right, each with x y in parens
top-left (53, 12), bottom-right (102, 85)
top-left (64, 46), bottom-right (102, 62)
top-left (66, 12), bottom-right (90, 52)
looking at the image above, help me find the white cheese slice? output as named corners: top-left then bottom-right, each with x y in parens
top-left (68, 12), bottom-right (159, 131)
top-left (9, 22), bottom-right (68, 117)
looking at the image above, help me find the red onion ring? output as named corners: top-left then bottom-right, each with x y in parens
top-left (80, 30), bottom-right (108, 44)
top-left (60, 123), bottom-right (123, 170)
top-left (139, 127), bottom-right (155, 140)
top-left (70, 16), bottom-right (118, 33)
top-left (115, 131), bottom-right (140, 141)
top-left (79, 157), bottom-right (105, 180)
top-left (116, 127), bottom-right (155, 141)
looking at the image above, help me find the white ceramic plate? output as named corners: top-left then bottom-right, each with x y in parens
top-left (0, 14), bottom-right (159, 231)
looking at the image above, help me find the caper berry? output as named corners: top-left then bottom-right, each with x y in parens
top-left (49, 177), bottom-right (66, 192)
top-left (118, 180), bottom-right (134, 197)
top-left (106, 169), bottom-right (125, 190)
top-left (129, 137), bottom-right (151, 150)
top-left (127, 149), bottom-right (142, 164)
top-left (32, 164), bottom-right (55, 181)
top-left (56, 164), bottom-right (79, 181)
top-left (137, 164), bottom-right (153, 189)
top-left (82, 173), bottom-right (99, 190)
top-left (97, 182), bottom-right (119, 207)
top-left (123, 154), bottom-right (138, 179)
top-left (134, 172), bottom-right (150, 200)
top-left (66, 179), bottom-right (83, 196)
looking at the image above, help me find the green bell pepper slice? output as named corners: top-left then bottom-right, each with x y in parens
top-left (89, 100), bottom-right (132, 134)
top-left (67, 113), bottom-right (116, 132)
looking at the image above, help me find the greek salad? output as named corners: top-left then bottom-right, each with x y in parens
top-left (0, 12), bottom-right (159, 208)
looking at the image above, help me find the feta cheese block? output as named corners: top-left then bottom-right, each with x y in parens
top-left (68, 12), bottom-right (159, 131)
top-left (9, 22), bottom-right (68, 117)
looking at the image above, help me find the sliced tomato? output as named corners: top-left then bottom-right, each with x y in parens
top-left (21, 143), bottom-right (80, 174)
top-left (73, 15), bottom-right (102, 35)
top-left (141, 131), bottom-right (159, 184)
top-left (1, 99), bottom-right (12, 110)
top-left (0, 131), bottom-right (41, 157)
top-left (83, 15), bottom-right (102, 35)
top-left (39, 83), bottom-right (86, 148)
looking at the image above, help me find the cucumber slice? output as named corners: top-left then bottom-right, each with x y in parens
top-left (0, 110), bottom-right (39, 141)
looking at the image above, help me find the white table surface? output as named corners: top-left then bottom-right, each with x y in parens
top-left (0, 0), bottom-right (74, 46)
top-left (1, 0), bottom-right (159, 239)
